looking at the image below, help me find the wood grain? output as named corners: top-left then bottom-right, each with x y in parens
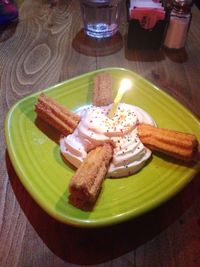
top-left (0, 1), bottom-right (200, 266)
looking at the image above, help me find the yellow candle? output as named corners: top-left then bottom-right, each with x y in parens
top-left (108, 78), bottom-right (132, 118)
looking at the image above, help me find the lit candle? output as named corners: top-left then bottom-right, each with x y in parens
top-left (108, 78), bottom-right (132, 118)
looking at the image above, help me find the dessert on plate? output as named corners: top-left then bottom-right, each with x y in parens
top-left (35, 72), bottom-right (199, 211)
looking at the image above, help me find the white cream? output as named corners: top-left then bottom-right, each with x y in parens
top-left (60, 103), bottom-right (155, 177)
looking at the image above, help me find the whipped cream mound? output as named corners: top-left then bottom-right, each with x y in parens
top-left (60, 103), bottom-right (156, 178)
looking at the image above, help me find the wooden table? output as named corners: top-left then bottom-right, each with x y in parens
top-left (1, 1), bottom-right (200, 266)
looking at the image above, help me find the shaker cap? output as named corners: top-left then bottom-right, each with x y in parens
top-left (173, 0), bottom-right (193, 6)
top-left (173, 0), bottom-right (193, 13)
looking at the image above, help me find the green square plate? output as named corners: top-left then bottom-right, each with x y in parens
top-left (5, 68), bottom-right (200, 228)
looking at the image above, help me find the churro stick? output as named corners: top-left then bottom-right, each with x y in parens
top-left (35, 93), bottom-right (80, 135)
top-left (92, 73), bottom-right (113, 106)
top-left (69, 143), bottom-right (113, 211)
top-left (137, 124), bottom-right (199, 161)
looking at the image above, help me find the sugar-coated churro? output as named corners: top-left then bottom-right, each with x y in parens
top-left (92, 73), bottom-right (113, 106)
top-left (35, 93), bottom-right (80, 135)
top-left (69, 143), bottom-right (113, 211)
top-left (137, 124), bottom-right (199, 161)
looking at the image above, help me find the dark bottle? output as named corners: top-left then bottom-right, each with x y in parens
top-left (164, 0), bottom-right (193, 49)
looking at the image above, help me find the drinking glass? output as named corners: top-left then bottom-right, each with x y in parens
top-left (79, 0), bottom-right (123, 38)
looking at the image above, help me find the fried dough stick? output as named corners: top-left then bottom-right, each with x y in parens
top-left (69, 143), bottom-right (113, 211)
top-left (137, 124), bottom-right (199, 161)
top-left (69, 74), bottom-right (115, 210)
top-left (35, 93), bottom-right (80, 135)
top-left (92, 73), bottom-right (113, 106)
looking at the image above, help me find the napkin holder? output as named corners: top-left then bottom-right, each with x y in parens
top-left (126, 0), bottom-right (168, 50)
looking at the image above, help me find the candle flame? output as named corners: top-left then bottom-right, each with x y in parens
top-left (115, 79), bottom-right (132, 103)
top-left (108, 78), bottom-right (132, 118)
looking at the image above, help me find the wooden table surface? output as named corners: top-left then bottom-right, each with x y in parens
top-left (1, 1), bottom-right (200, 266)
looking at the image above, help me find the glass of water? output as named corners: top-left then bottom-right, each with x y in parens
top-left (79, 0), bottom-right (123, 39)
